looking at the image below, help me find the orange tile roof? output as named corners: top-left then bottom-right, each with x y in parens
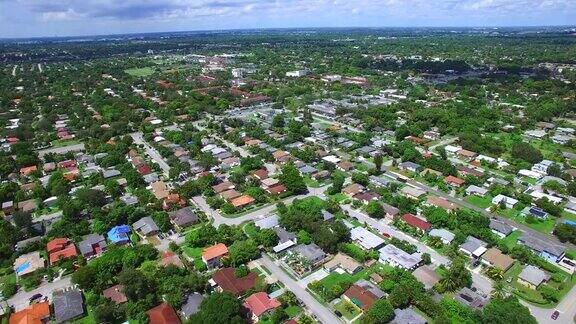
top-left (230, 195), bottom-right (255, 208)
top-left (202, 243), bottom-right (228, 261)
top-left (20, 166), bottom-right (37, 176)
top-left (9, 302), bottom-right (50, 324)
top-left (147, 303), bottom-right (181, 324)
top-left (243, 292), bottom-right (281, 317)
top-left (49, 244), bottom-right (78, 264)
top-left (47, 238), bottom-right (69, 254)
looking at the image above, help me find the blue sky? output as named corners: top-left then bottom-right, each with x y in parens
top-left (1, 0), bottom-right (575, 38)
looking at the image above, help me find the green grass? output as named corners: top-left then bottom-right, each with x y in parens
top-left (303, 176), bottom-right (321, 188)
top-left (497, 209), bottom-right (555, 234)
top-left (50, 139), bottom-right (81, 148)
top-left (499, 230), bottom-right (522, 249)
top-left (334, 300), bottom-right (362, 320)
top-left (319, 269), bottom-right (369, 291)
top-left (285, 305), bottom-right (302, 318)
top-left (182, 246), bottom-right (205, 269)
top-left (125, 67), bottom-right (155, 77)
top-left (465, 195), bottom-right (493, 209)
top-left (560, 210), bottom-right (576, 222)
top-left (327, 193), bottom-right (348, 203)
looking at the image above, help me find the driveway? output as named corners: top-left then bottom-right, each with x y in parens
top-left (8, 276), bottom-right (73, 311)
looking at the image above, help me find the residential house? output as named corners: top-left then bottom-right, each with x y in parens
top-left (133, 217), bottom-right (160, 238)
top-left (518, 265), bottom-right (550, 289)
top-left (491, 194), bottom-right (518, 209)
top-left (53, 289), bottom-right (85, 323)
top-left (444, 175), bottom-right (465, 187)
top-left (370, 175), bottom-right (391, 188)
top-left (159, 251), bottom-right (185, 269)
top-left (255, 215), bottom-right (279, 229)
top-left (382, 203), bottom-right (400, 219)
top-left (455, 287), bottom-right (487, 310)
top-left (107, 225), bottom-right (131, 245)
top-left (337, 161), bottom-right (354, 172)
top-left (273, 228), bottom-right (297, 253)
top-left (243, 292), bottom-right (282, 322)
top-left (459, 236), bottom-right (488, 259)
top-left (465, 185), bottom-right (488, 197)
top-left (14, 251), bottom-right (45, 277)
top-left (522, 206), bottom-right (548, 219)
top-left (401, 214), bottom-right (432, 233)
top-left (481, 248), bottom-right (514, 272)
top-left (46, 238), bottom-right (78, 265)
top-left (151, 181), bottom-right (170, 200)
top-left (354, 191), bottom-right (380, 204)
top-left (293, 244), bottom-right (326, 265)
top-left (211, 267), bottom-right (257, 296)
top-left (18, 199), bottom-right (38, 213)
top-left (9, 302), bottom-right (50, 324)
top-left (517, 234), bottom-right (565, 263)
top-left (212, 181), bottom-right (235, 194)
top-left (168, 207), bottom-right (198, 230)
top-left (489, 219), bottom-right (513, 238)
top-left (425, 196), bottom-right (458, 212)
top-left (343, 183), bottom-right (365, 197)
top-left (401, 187), bottom-right (426, 200)
top-left (412, 266), bottom-right (440, 290)
top-left (350, 227), bottom-right (385, 250)
top-left (202, 243), bottom-right (228, 268)
top-left (343, 284), bottom-right (380, 312)
top-left (147, 303), bottom-right (181, 324)
top-left (103, 285), bottom-right (128, 305)
top-left (378, 244), bottom-right (422, 270)
top-left (428, 228), bottom-right (455, 245)
top-left (457, 149), bottom-right (477, 161)
top-left (324, 253), bottom-right (363, 274)
top-left (393, 308), bottom-right (427, 324)
top-left (78, 234), bottom-right (107, 259)
top-left (230, 195), bottom-right (255, 209)
top-left (399, 161), bottom-right (421, 173)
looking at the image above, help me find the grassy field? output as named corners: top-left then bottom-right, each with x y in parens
top-left (497, 208), bottom-right (555, 234)
top-left (465, 195), bottom-right (493, 209)
top-left (500, 230), bottom-right (522, 249)
top-left (285, 305), bottom-right (302, 318)
top-left (182, 246), bottom-right (205, 269)
top-left (51, 139), bottom-right (81, 148)
top-left (334, 300), bottom-right (362, 320)
top-left (125, 67), bottom-right (155, 77)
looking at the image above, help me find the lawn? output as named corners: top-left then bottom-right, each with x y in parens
top-left (560, 210), bottom-right (576, 222)
top-left (499, 230), bottom-right (522, 249)
top-left (124, 67), bottom-right (155, 77)
top-left (182, 246), bottom-right (205, 269)
top-left (318, 268), bottom-right (371, 292)
top-left (465, 195), bottom-right (493, 209)
top-left (303, 176), bottom-right (321, 188)
top-left (285, 305), bottom-right (302, 318)
top-left (328, 193), bottom-right (348, 203)
top-left (497, 208), bottom-right (555, 234)
top-left (50, 139), bottom-right (81, 148)
top-left (334, 300), bottom-right (362, 320)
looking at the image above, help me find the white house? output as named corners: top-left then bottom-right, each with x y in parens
top-left (492, 194), bottom-right (518, 209)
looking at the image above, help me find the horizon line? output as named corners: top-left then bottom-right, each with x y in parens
top-left (1, 24), bottom-right (575, 41)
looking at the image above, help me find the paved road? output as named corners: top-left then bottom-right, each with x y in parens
top-left (37, 143), bottom-right (85, 159)
top-left (192, 186), bottom-right (328, 227)
top-left (259, 255), bottom-right (342, 324)
top-left (8, 276), bottom-right (72, 311)
top-left (129, 132), bottom-right (171, 175)
top-left (342, 205), bottom-right (494, 294)
top-left (192, 121), bottom-right (251, 158)
top-left (522, 282), bottom-right (576, 324)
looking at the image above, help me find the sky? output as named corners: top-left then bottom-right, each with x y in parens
top-left (0, 0), bottom-right (575, 38)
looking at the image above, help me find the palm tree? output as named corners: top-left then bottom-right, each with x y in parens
top-left (491, 279), bottom-right (509, 299)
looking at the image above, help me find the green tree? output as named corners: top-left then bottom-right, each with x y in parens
top-left (279, 163), bottom-right (307, 194)
top-left (482, 296), bottom-right (536, 324)
top-left (189, 292), bottom-right (244, 324)
top-left (366, 299), bottom-right (395, 323)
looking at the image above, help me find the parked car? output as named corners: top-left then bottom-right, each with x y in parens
top-left (29, 294), bottom-right (43, 303)
top-left (551, 310), bottom-right (560, 320)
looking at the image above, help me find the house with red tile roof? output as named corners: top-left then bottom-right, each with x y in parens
top-left (212, 267), bottom-right (257, 296)
top-left (266, 183), bottom-right (287, 195)
top-left (9, 301), bottom-right (50, 324)
top-left (147, 303), bottom-right (181, 324)
top-left (243, 292), bottom-right (282, 322)
top-left (231, 195), bottom-right (255, 209)
top-left (401, 214), bottom-right (432, 233)
top-left (202, 243), bottom-right (228, 268)
top-left (343, 284), bottom-right (379, 312)
top-left (103, 284), bottom-right (128, 305)
top-left (444, 175), bottom-right (465, 187)
top-left (20, 165), bottom-right (37, 177)
top-left (47, 238), bottom-right (78, 265)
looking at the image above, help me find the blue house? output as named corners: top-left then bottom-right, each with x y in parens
top-left (517, 233), bottom-right (565, 264)
top-left (107, 225), bottom-right (131, 244)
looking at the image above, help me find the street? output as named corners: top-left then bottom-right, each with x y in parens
top-left (192, 185), bottom-right (329, 227)
top-left (129, 132), bottom-right (171, 175)
top-left (259, 255), bottom-right (342, 324)
top-left (37, 143), bottom-right (85, 159)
